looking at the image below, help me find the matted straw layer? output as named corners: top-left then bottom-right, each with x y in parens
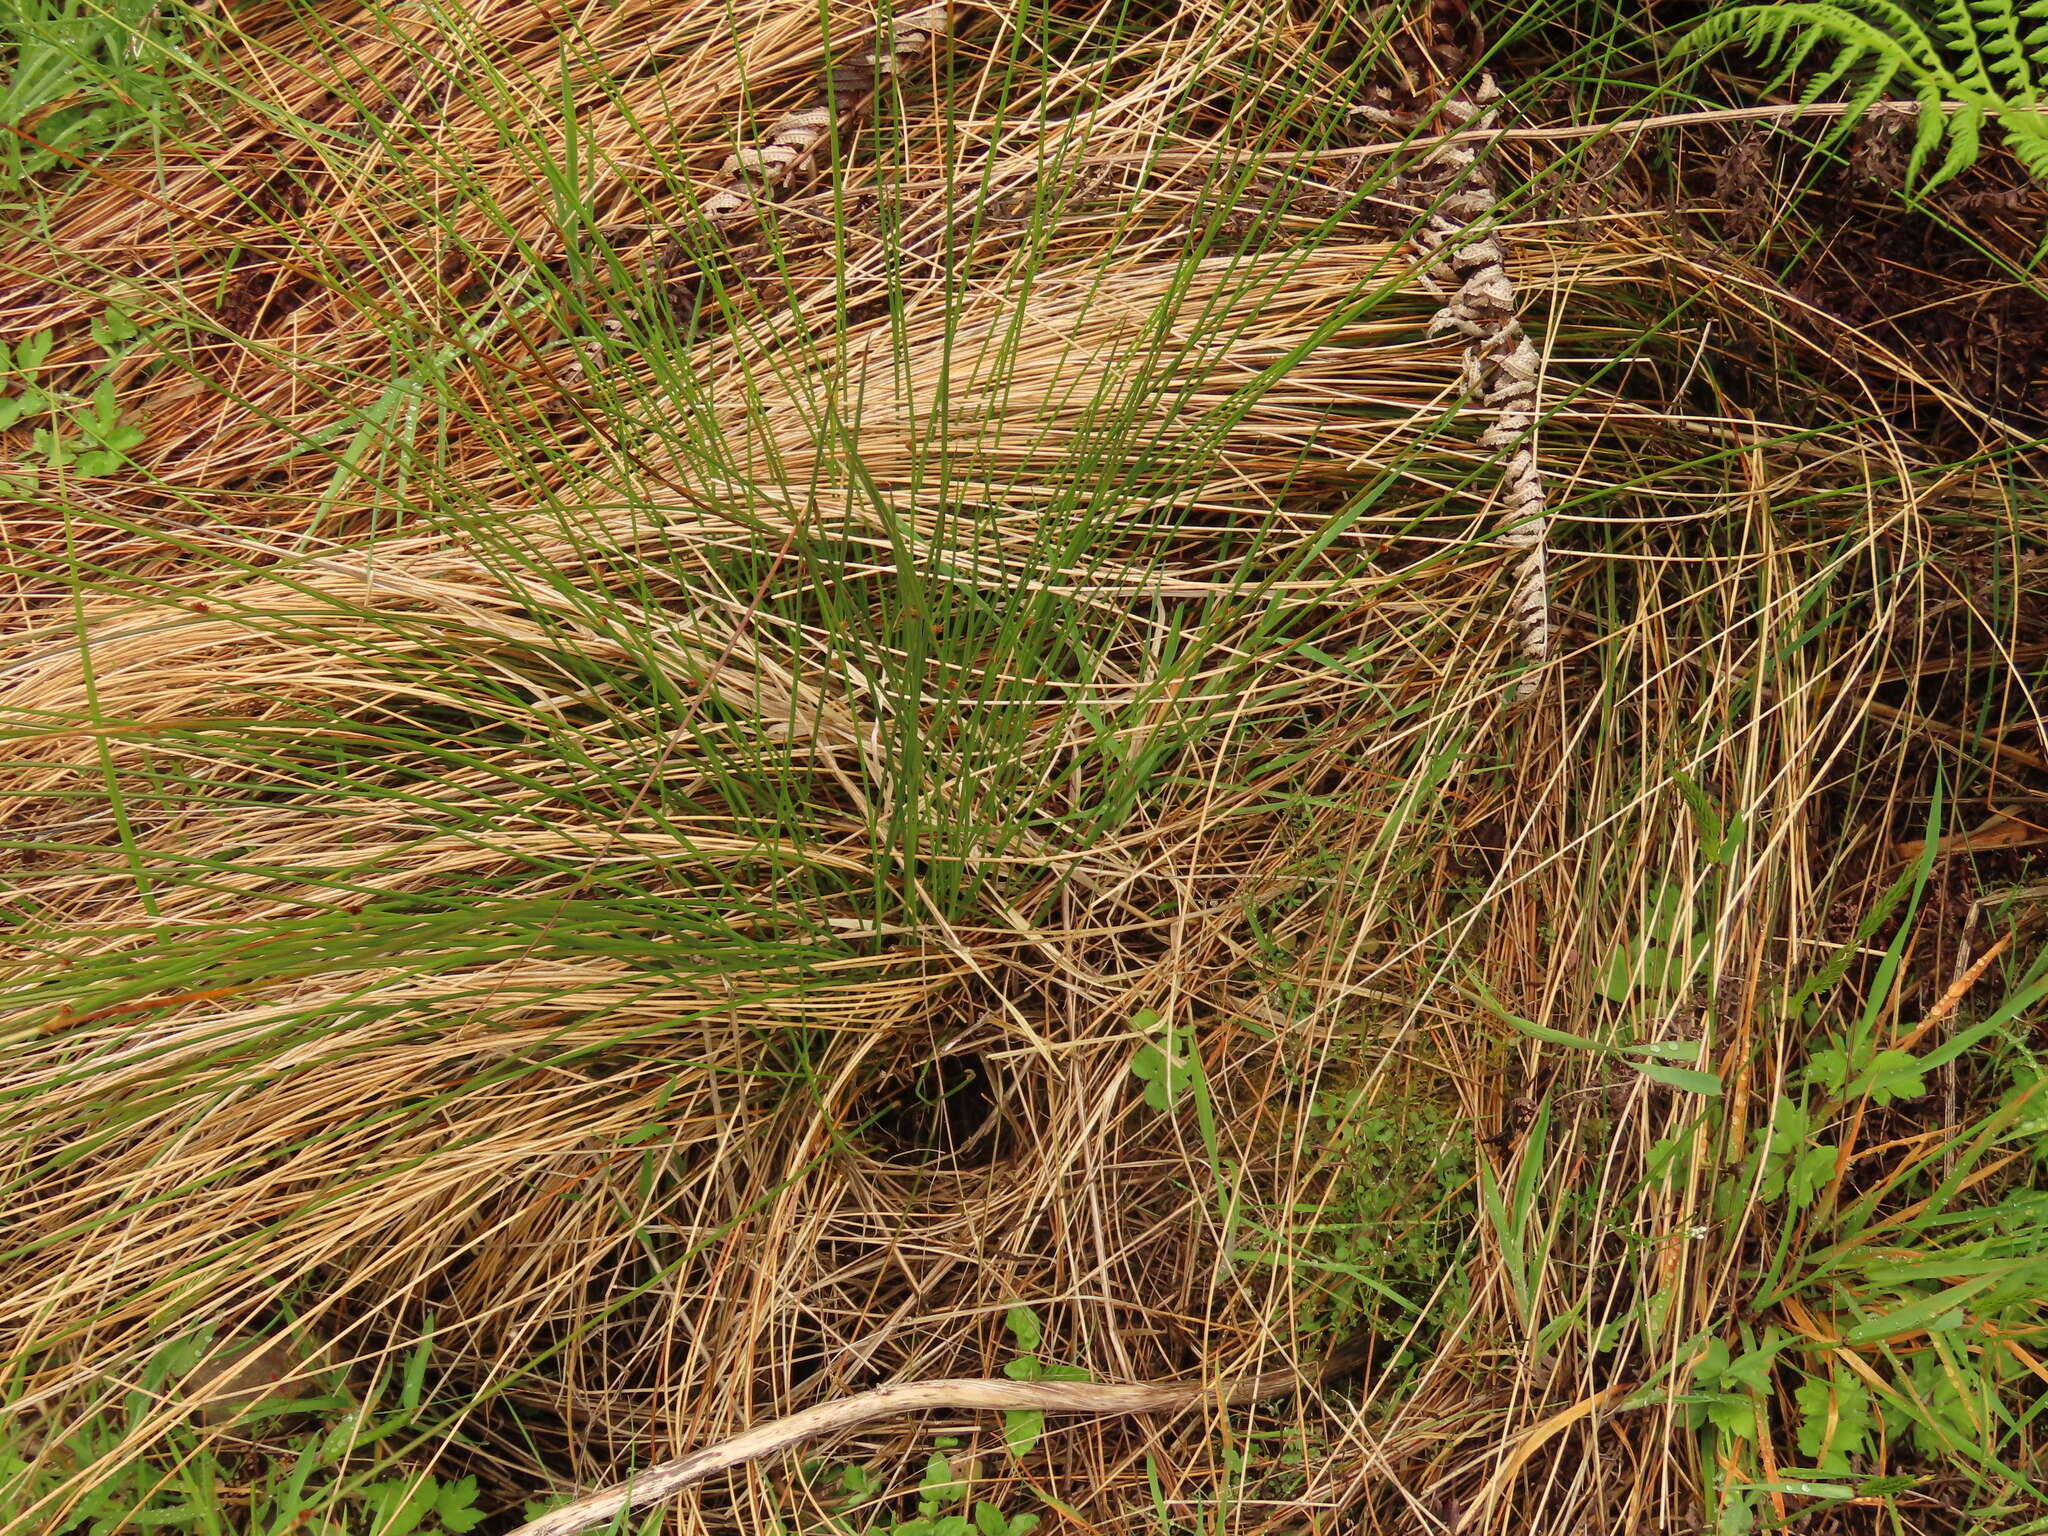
top-left (5, 3), bottom-right (2031, 1534)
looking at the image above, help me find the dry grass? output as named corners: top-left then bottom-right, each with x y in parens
top-left (4, 2), bottom-right (2046, 1534)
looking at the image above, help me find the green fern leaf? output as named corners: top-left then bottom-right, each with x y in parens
top-left (1837, 57), bottom-right (1909, 137)
top-left (2016, 4), bottom-right (2048, 94)
top-left (1908, 77), bottom-right (1954, 182)
top-left (1678, 0), bottom-right (2036, 190)
top-left (1841, 0), bottom-right (1948, 67)
top-left (1937, 0), bottom-right (1996, 93)
top-left (1970, 0), bottom-right (2036, 94)
top-left (1932, 99), bottom-right (1988, 183)
top-left (1999, 106), bottom-right (2048, 171)
top-left (1773, 24), bottom-right (1841, 89)
top-left (1802, 40), bottom-right (1875, 102)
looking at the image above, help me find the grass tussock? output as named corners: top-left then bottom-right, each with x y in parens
top-left (4, 2), bottom-right (2047, 1534)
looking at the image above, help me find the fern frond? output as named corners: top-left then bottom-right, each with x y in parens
top-left (1669, 6), bottom-right (1816, 70)
top-left (1676, 0), bottom-right (2048, 191)
top-left (1836, 55), bottom-right (1910, 137)
top-left (1675, 5), bottom-right (1947, 87)
top-left (1909, 76), bottom-right (1954, 181)
top-left (1931, 97), bottom-right (1987, 184)
top-left (1794, 35), bottom-right (1875, 101)
top-left (1940, 0), bottom-right (2005, 96)
top-left (1771, 16), bottom-right (1854, 89)
top-left (1800, 37), bottom-right (1878, 104)
top-left (1996, 97), bottom-right (2048, 171)
top-left (1828, 0), bottom-right (1948, 67)
top-left (1969, 0), bottom-right (2039, 97)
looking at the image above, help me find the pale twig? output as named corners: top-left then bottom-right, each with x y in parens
top-left (1107, 98), bottom-right (1983, 173)
top-left (507, 1345), bottom-right (1363, 1536)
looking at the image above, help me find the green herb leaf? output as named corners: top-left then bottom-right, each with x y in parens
top-left (16, 331), bottom-right (53, 373)
top-left (1001, 1408), bottom-right (1043, 1458)
top-left (1857, 1049), bottom-right (1926, 1107)
top-left (1004, 1305), bottom-right (1042, 1354)
top-left (1634, 1062), bottom-right (1723, 1097)
top-left (1805, 1048), bottom-right (1849, 1093)
top-left (1788, 1144), bottom-right (1837, 1210)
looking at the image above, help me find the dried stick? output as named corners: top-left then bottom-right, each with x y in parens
top-left (506, 1343), bottom-right (1367, 1536)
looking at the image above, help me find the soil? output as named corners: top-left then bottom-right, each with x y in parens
top-left (1709, 125), bottom-right (2048, 447)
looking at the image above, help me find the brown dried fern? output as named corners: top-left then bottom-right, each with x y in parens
top-left (567, 4), bottom-right (953, 369)
top-left (1375, 75), bottom-right (1553, 696)
top-left (699, 3), bottom-right (952, 226)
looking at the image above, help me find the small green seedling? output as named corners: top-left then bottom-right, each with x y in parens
top-left (2, 319), bottom-right (149, 482)
top-left (1128, 1008), bottom-right (1196, 1111)
top-left (997, 1305), bottom-right (1090, 1458)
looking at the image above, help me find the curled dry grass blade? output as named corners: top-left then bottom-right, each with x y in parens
top-left (3, 2), bottom-right (2046, 1534)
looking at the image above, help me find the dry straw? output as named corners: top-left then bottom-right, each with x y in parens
top-left (0, 1), bottom-right (2010, 1533)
